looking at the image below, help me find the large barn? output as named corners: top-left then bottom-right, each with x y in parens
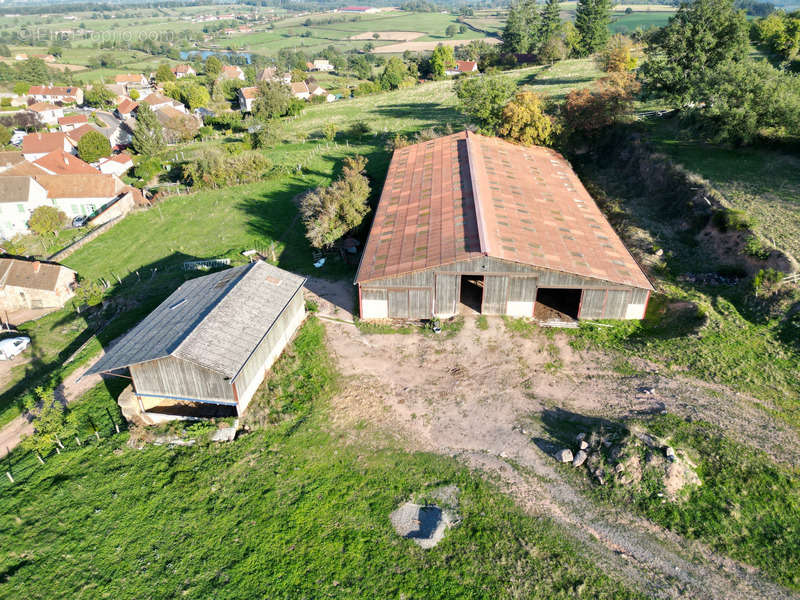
top-left (354, 131), bottom-right (653, 321)
top-left (88, 261), bottom-right (306, 420)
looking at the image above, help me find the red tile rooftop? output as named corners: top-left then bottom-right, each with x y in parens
top-left (355, 131), bottom-right (652, 290)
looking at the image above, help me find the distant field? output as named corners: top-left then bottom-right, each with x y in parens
top-left (610, 12), bottom-right (674, 33)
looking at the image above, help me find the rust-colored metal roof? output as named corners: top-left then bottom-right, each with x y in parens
top-left (356, 131), bottom-right (652, 290)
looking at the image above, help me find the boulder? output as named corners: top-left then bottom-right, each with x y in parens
top-left (576, 432), bottom-right (587, 442)
top-left (211, 427), bottom-right (237, 443)
top-left (572, 450), bottom-right (588, 467)
top-left (665, 446), bottom-right (676, 461)
top-left (579, 440), bottom-right (589, 451)
top-left (555, 448), bottom-right (573, 463)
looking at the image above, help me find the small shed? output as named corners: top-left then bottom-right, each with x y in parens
top-left (354, 131), bottom-right (653, 321)
top-left (87, 261), bottom-right (306, 421)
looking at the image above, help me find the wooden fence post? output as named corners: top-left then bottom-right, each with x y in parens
top-left (36, 452), bottom-right (44, 464)
top-left (5, 472), bottom-right (12, 483)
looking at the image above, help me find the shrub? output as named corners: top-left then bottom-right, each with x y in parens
top-left (498, 91), bottom-right (556, 146)
top-left (348, 120), bottom-right (371, 139)
top-left (77, 130), bottom-right (111, 163)
top-left (711, 208), bottom-right (753, 232)
top-left (300, 155), bottom-right (370, 249)
top-left (182, 148), bottom-right (272, 188)
top-left (744, 235), bottom-right (771, 260)
top-left (28, 206), bottom-right (67, 241)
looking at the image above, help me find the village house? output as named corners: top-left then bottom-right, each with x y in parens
top-left (87, 185), bottom-right (144, 227)
top-left (22, 132), bottom-right (75, 161)
top-left (445, 60), bottom-right (479, 76)
top-left (0, 258), bottom-right (77, 311)
top-left (290, 81), bottom-right (310, 101)
top-left (237, 86), bottom-right (258, 112)
top-left (33, 54), bottom-right (57, 63)
top-left (339, 5), bottom-right (380, 13)
top-left (36, 173), bottom-right (129, 221)
top-left (171, 64), bottom-right (196, 78)
top-left (0, 176), bottom-right (49, 239)
top-left (311, 59), bottom-right (334, 72)
top-left (355, 131), bottom-right (653, 321)
top-left (114, 98), bottom-right (139, 120)
top-left (58, 113), bottom-right (89, 132)
top-left (256, 67), bottom-right (291, 85)
top-left (307, 81), bottom-right (333, 102)
top-left (27, 85), bottom-right (83, 105)
top-left (141, 93), bottom-right (178, 111)
top-left (114, 73), bottom-right (149, 88)
top-left (0, 151), bottom-right (26, 173)
top-left (220, 65), bottom-right (246, 81)
top-left (27, 102), bottom-right (64, 125)
top-left (33, 150), bottom-right (98, 176)
top-left (14, 54), bottom-right (28, 62)
top-left (155, 105), bottom-right (200, 142)
top-left (97, 153), bottom-right (133, 176)
top-left (87, 261), bottom-right (306, 422)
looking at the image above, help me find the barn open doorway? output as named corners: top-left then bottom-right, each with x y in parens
top-left (459, 275), bottom-right (484, 313)
top-left (535, 288), bottom-right (581, 321)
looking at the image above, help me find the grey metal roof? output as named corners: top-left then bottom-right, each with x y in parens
top-left (87, 261), bottom-right (306, 378)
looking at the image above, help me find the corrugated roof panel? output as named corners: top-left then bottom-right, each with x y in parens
top-left (355, 131), bottom-right (652, 290)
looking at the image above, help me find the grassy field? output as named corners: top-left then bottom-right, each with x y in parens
top-left (644, 117), bottom-right (800, 260)
top-left (0, 318), bottom-right (645, 600)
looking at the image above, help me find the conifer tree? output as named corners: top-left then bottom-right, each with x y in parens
top-left (574, 0), bottom-right (612, 56)
top-left (539, 0), bottom-right (563, 45)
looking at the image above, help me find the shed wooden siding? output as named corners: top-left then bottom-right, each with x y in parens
top-left (130, 356), bottom-right (235, 404)
top-left (233, 288), bottom-right (306, 413)
top-left (358, 256), bottom-right (650, 320)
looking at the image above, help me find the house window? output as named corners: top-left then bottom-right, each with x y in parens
top-left (71, 205), bottom-right (78, 214)
top-left (17, 204), bottom-right (25, 213)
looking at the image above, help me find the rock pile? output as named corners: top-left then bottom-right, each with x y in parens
top-left (553, 426), bottom-right (702, 501)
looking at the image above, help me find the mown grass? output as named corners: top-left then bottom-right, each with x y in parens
top-left (542, 411), bottom-right (800, 590)
top-left (0, 319), bottom-right (645, 600)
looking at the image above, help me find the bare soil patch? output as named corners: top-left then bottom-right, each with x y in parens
top-left (322, 308), bottom-right (799, 600)
top-left (350, 31), bottom-right (424, 41)
top-left (372, 38), bottom-right (500, 53)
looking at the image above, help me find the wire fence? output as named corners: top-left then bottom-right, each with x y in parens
top-left (2, 409), bottom-right (126, 490)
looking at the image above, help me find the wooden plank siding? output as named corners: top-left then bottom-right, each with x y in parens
top-left (232, 288), bottom-right (306, 413)
top-left (131, 357), bottom-right (235, 405)
top-left (130, 288), bottom-right (306, 415)
top-left (358, 256), bottom-right (650, 320)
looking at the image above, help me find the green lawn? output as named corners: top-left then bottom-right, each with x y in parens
top-left (0, 319), bottom-right (645, 600)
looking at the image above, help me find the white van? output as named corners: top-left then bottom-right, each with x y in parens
top-left (0, 336), bottom-right (30, 360)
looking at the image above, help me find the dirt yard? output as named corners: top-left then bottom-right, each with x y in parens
top-left (349, 31), bottom-right (424, 41)
top-left (309, 282), bottom-right (800, 600)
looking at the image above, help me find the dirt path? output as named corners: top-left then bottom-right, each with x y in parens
top-left (322, 311), bottom-right (799, 600)
top-left (0, 357), bottom-right (103, 459)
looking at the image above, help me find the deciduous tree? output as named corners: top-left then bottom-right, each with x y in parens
top-left (253, 80), bottom-right (291, 120)
top-left (430, 44), bottom-right (456, 78)
top-left (498, 91), bottom-right (556, 146)
top-left (454, 75), bottom-right (516, 132)
top-left (77, 130), bottom-right (111, 163)
top-left (301, 155), bottom-right (370, 249)
top-left (28, 206), bottom-right (67, 241)
top-left (640, 0), bottom-right (748, 104)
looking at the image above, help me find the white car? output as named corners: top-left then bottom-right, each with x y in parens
top-left (0, 336), bottom-right (30, 360)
